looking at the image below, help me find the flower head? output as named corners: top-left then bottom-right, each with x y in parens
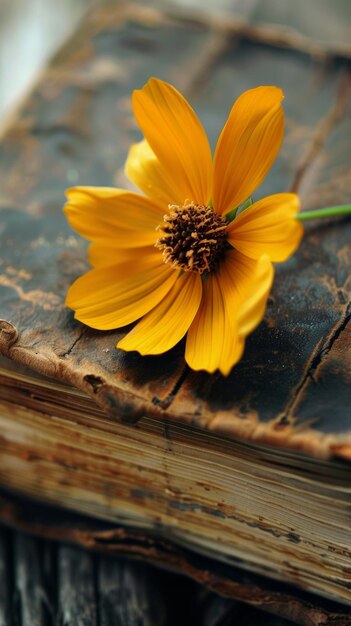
top-left (65, 78), bottom-right (303, 375)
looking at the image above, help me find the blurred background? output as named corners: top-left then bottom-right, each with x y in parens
top-left (0, 0), bottom-right (89, 117)
top-left (0, 0), bottom-right (350, 119)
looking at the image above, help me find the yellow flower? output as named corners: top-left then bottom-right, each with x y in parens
top-left (65, 78), bottom-right (303, 376)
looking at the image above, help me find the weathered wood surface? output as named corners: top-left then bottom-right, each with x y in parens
top-left (97, 558), bottom-right (168, 625)
top-left (0, 491), bottom-right (350, 626)
top-left (0, 3), bottom-right (350, 459)
top-left (0, 525), bottom-right (169, 626)
top-left (58, 547), bottom-right (97, 626)
top-left (0, 528), bottom-right (11, 626)
top-left (13, 534), bottom-right (46, 626)
top-left (0, 522), bottom-right (309, 626)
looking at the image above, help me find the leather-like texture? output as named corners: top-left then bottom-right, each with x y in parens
top-left (0, 4), bottom-right (350, 460)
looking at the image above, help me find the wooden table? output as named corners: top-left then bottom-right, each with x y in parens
top-left (0, 523), bottom-right (302, 625)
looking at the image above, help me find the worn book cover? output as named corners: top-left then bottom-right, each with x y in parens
top-left (0, 2), bottom-right (350, 625)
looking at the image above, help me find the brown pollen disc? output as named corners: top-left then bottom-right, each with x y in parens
top-left (156, 202), bottom-right (228, 274)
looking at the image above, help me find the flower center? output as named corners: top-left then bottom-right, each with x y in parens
top-left (156, 202), bottom-right (228, 274)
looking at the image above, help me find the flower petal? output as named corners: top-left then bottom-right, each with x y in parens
top-left (185, 271), bottom-right (241, 376)
top-left (185, 250), bottom-right (273, 375)
top-left (88, 243), bottom-right (155, 268)
top-left (65, 187), bottom-right (163, 248)
top-left (66, 251), bottom-right (178, 330)
top-left (132, 78), bottom-right (212, 205)
top-left (213, 86), bottom-right (284, 215)
top-left (118, 272), bottom-right (202, 355)
top-left (223, 250), bottom-right (274, 340)
top-left (125, 139), bottom-right (181, 207)
top-left (228, 193), bottom-right (303, 262)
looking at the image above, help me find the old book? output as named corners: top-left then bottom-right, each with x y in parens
top-left (0, 2), bottom-right (350, 624)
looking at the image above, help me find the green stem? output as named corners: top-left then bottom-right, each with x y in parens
top-left (297, 204), bottom-right (351, 221)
